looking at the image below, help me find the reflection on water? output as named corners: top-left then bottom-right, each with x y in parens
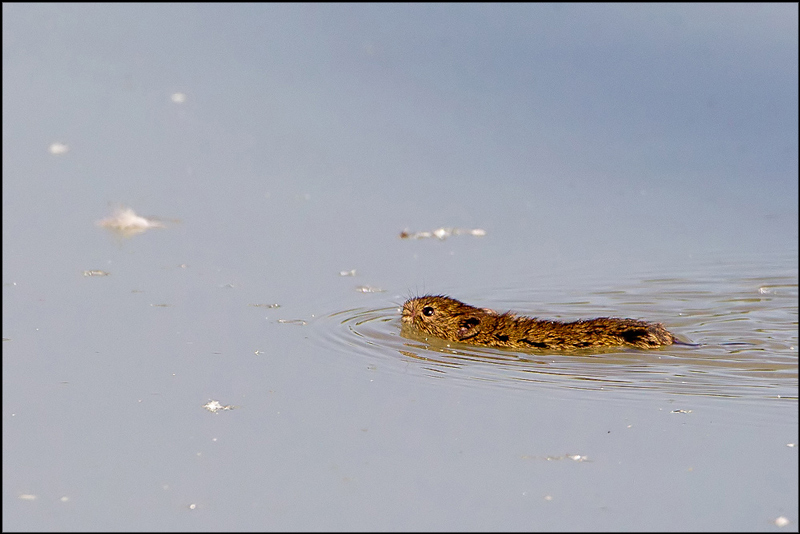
top-left (314, 268), bottom-right (797, 401)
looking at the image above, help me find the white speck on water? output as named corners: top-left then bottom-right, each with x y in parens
top-left (171, 92), bottom-right (187, 103)
top-left (543, 453), bottom-right (589, 462)
top-left (202, 400), bottom-right (236, 413)
top-left (400, 227), bottom-right (486, 240)
top-left (356, 286), bottom-right (385, 293)
top-left (774, 516), bottom-right (790, 527)
top-left (433, 228), bottom-right (449, 239)
top-left (83, 270), bottom-right (110, 277)
top-left (97, 207), bottom-right (166, 238)
top-left (48, 142), bottom-right (69, 155)
top-left (277, 319), bottom-right (307, 325)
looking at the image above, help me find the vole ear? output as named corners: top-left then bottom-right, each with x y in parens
top-left (457, 316), bottom-right (482, 339)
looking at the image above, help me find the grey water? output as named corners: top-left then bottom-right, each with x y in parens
top-left (3, 4), bottom-right (798, 531)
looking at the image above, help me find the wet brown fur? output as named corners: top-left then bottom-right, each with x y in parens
top-left (402, 295), bottom-right (675, 350)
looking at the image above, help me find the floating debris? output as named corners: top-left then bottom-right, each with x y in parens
top-left (774, 516), bottom-right (790, 527)
top-left (97, 206), bottom-right (166, 238)
top-left (339, 269), bottom-right (357, 277)
top-left (400, 227), bottom-right (486, 240)
top-left (277, 319), bottom-right (307, 325)
top-left (543, 454), bottom-right (589, 462)
top-left (48, 142), bottom-right (69, 155)
top-left (248, 303), bottom-right (281, 308)
top-left (520, 453), bottom-right (589, 462)
top-left (670, 409), bottom-right (692, 414)
top-left (18, 494), bottom-right (37, 501)
top-left (202, 400), bottom-right (236, 413)
top-left (356, 285), bottom-right (385, 293)
top-left (82, 270), bottom-right (110, 277)
top-left (171, 92), bottom-right (187, 104)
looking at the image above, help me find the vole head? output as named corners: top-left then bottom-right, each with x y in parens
top-left (401, 295), bottom-right (487, 341)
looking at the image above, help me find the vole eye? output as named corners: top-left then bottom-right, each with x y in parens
top-left (422, 306), bottom-right (435, 317)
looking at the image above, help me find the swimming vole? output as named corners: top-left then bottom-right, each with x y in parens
top-left (401, 295), bottom-right (676, 350)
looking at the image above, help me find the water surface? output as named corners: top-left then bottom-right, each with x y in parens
top-left (3, 4), bottom-right (797, 531)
